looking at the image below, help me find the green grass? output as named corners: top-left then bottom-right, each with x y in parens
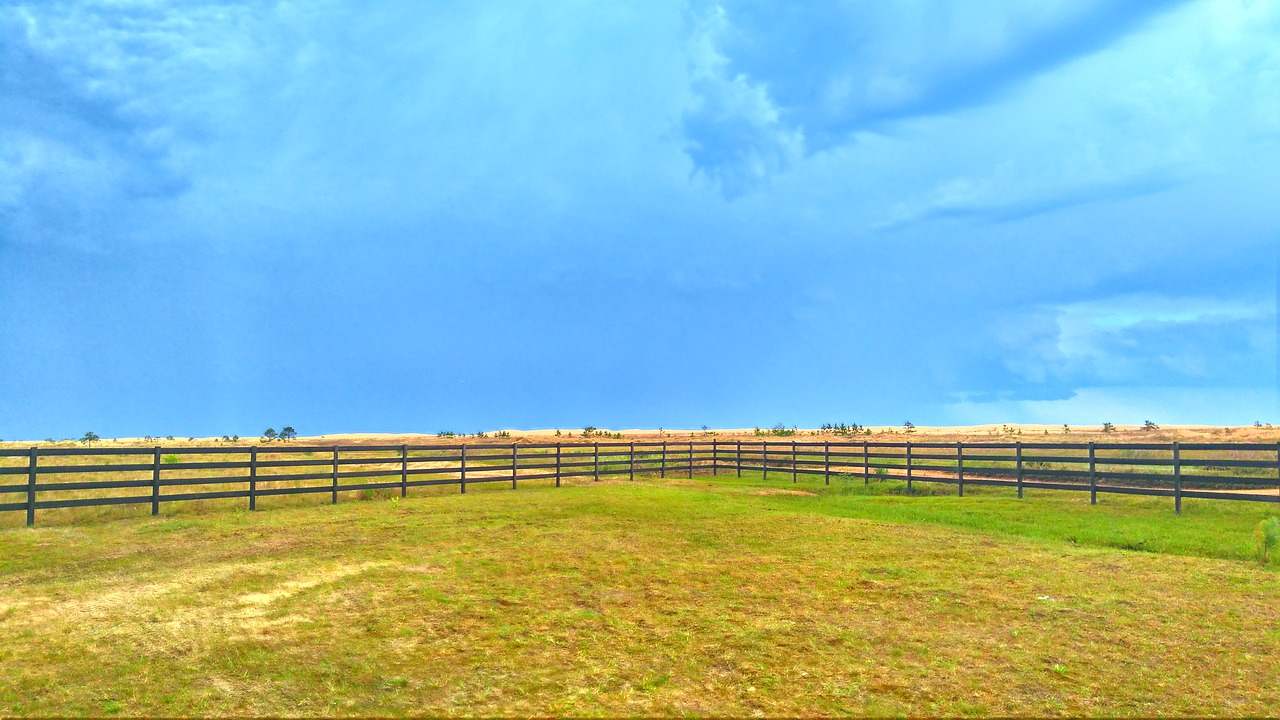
top-left (1, 472), bottom-right (1279, 716)
top-left (727, 471), bottom-right (1280, 561)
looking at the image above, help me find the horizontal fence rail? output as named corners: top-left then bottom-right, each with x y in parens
top-left (1, 439), bottom-right (1277, 526)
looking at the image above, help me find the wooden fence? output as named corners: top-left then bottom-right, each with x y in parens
top-left (2, 439), bottom-right (1278, 527)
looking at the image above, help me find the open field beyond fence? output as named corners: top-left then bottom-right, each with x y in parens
top-left (2, 439), bottom-right (1278, 528)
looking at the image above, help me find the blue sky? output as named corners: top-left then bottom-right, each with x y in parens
top-left (1, 0), bottom-right (1277, 439)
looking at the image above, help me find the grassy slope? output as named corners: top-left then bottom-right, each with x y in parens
top-left (1, 473), bottom-right (1278, 717)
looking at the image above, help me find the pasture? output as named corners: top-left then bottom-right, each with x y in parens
top-left (2, 471), bottom-right (1278, 716)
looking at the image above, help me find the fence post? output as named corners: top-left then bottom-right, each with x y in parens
top-left (555, 444), bottom-right (561, 487)
top-left (824, 441), bottom-right (830, 486)
top-left (661, 441), bottom-right (667, 478)
top-left (791, 441), bottom-right (797, 483)
top-left (1016, 442), bottom-right (1023, 499)
top-left (629, 442), bottom-right (635, 481)
top-left (713, 439), bottom-right (718, 476)
top-left (401, 444), bottom-right (408, 498)
top-left (249, 446), bottom-right (258, 511)
top-left (151, 446), bottom-right (161, 516)
top-left (331, 446), bottom-right (339, 504)
top-left (863, 442), bottom-right (869, 486)
top-left (1089, 442), bottom-right (1097, 505)
top-left (594, 442), bottom-right (599, 482)
top-left (763, 442), bottom-right (769, 481)
top-left (906, 442), bottom-right (912, 494)
top-left (1276, 441), bottom-right (1279, 498)
top-left (513, 443), bottom-right (519, 489)
top-left (1173, 441), bottom-right (1181, 514)
top-left (460, 444), bottom-right (467, 494)
top-left (736, 441), bottom-right (742, 478)
top-left (688, 440), bottom-right (694, 479)
top-left (26, 446), bottom-right (37, 528)
top-left (957, 442), bottom-right (964, 497)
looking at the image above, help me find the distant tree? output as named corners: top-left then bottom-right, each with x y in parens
top-left (231, 435), bottom-right (239, 442)
top-left (80, 431), bottom-right (100, 447)
top-left (263, 428), bottom-right (278, 441)
top-left (1102, 422), bottom-right (1116, 433)
top-left (279, 427), bottom-right (297, 442)
top-left (1143, 420), bottom-right (1160, 431)
top-left (1062, 424), bottom-right (1071, 434)
top-left (1254, 420), bottom-right (1263, 428)
top-left (903, 421), bottom-right (915, 433)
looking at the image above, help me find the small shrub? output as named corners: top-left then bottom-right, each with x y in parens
top-left (161, 455), bottom-right (181, 464)
top-left (768, 424), bottom-right (796, 437)
top-left (1255, 517), bottom-right (1280, 566)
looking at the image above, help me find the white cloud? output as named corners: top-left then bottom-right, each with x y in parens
top-left (681, 4), bottom-right (804, 197)
top-left (991, 293), bottom-right (1276, 389)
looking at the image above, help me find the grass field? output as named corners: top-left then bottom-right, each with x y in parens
top-left (2, 472), bottom-right (1278, 716)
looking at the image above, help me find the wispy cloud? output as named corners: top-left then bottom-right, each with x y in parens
top-left (875, 167), bottom-right (1187, 230)
top-left (680, 0), bottom-right (1194, 190)
top-left (834, 0), bottom-right (1195, 130)
top-left (990, 293), bottom-right (1277, 391)
top-left (681, 5), bottom-right (803, 198)
top-left (0, 5), bottom-right (212, 246)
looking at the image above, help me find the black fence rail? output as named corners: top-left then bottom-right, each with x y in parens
top-left (1, 439), bottom-right (1277, 526)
